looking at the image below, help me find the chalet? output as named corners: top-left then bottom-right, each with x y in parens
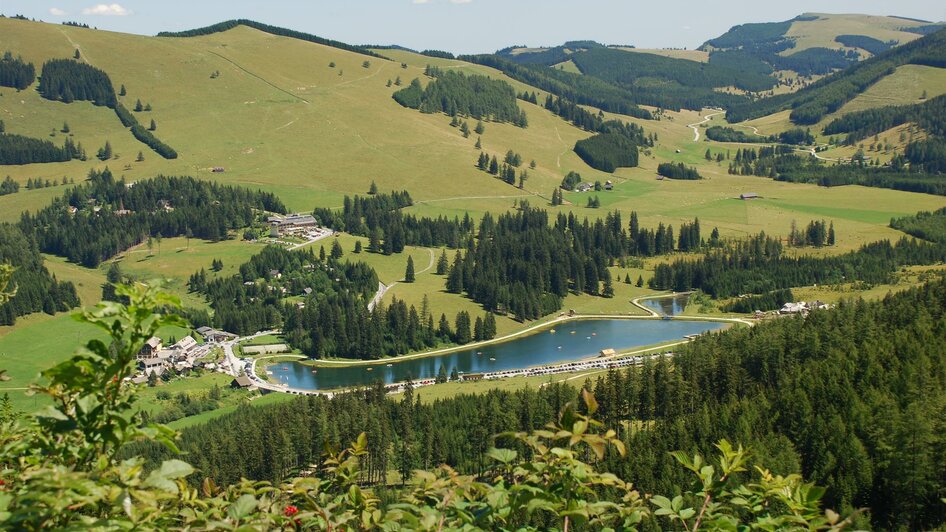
top-left (211, 167), bottom-right (225, 173)
top-left (461, 373), bottom-right (485, 382)
top-left (656, 175), bottom-right (665, 181)
top-left (231, 375), bottom-right (257, 390)
top-left (302, 287), bottom-right (313, 296)
top-left (779, 302), bottom-right (807, 315)
top-left (268, 269), bottom-right (282, 279)
top-left (740, 193), bottom-right (760, 200)
top-left (576, 183), bottom-right (593, 193)
top-left (604, 180), bottom-right (613, 190)
top-left (138, 336), bottom-right (163, 359)
top-left (172, 335), bottom-right (198, 356)
top-left (196, 326), bottom-right (239, 343)
top-left (599, 348), bottom-right (616, 357)
top-left (139, 357), bottom-right (166, 376)
top-left (67, 206), bottom-right (78, 215)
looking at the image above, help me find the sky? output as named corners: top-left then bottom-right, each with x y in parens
top-left (3, 0), bottom-right (945, 54)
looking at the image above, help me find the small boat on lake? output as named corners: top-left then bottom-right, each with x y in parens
top-left (386, 363), bottom-right (393, 367)
top-left (366, 367), bottom-right (373, 371)
top-left (489, 357), bottom-right (496, 361)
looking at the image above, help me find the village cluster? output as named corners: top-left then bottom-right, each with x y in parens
top-left (130, 326), bottom-right (237, 384)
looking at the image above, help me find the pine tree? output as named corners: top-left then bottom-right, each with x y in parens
top-left (624, 273), bottom-right (631, 284)
top-left (404, 255), bottom-right (415, 283)
top-left (436, 365), bottom-right (448, 384)
top-left (73, 49), bottom-right (81, 60)
top-left (368, 180), bottom-right (378, 195)
top-left (438, 313), bottom-right (451, 340)
top-left (705, 148), bottom-right (712, 160)
top-left (330, 239), bottom-right (344, 260)
top-left (483, 312), bottom-right (497, 340)
top-left (136, 151), bottom-right (144, 162)
top-left (61, 122), bottom-right (70, 133)
top-left (134, 99), bottom-right (143, 112)
top-left (0, 120), bottom-right (4, 133)
top-left (489, 156), bottom-right (499, 175)
top-left (474, 137), bottom-right (482, 150)
top-left (455, 311), bottom-right (471, 344)
top-left (149, 119), bottom-right (156, 131)
top-left (828, 222), bottom-right (836, 246)
top-left (319, 245), bottom-right (326, 262)
top-left (436, 250), bottom-right (448, 275)
top-left (354, 240), bottom-right (363, 253)
top-left (474, 120), bottom-right (485, 134)
top-left (636, 275), bottom-right (644, 287)
top-left (119, 84), bottom-right (126, 96)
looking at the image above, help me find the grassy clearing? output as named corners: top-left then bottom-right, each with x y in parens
top-left (615, 47), bottom-right (709, 63)
top-left (782, 14), bottom-right (924, 55)
top-left (839, 65), bottom-right (946, 114)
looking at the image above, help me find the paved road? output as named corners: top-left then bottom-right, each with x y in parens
top-left (289, 229), bottom-right (335, 250)
top-left (221, 329), bottom-right (280, 377)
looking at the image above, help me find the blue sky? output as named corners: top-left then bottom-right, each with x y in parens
top-left (4, 1), bottom-right (944, 53)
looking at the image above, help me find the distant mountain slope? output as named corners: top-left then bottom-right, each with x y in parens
top-left (157, 19), bottom-right (382, 58)
top-left (0, 17), bottom-right (613, 214)
top-left (726, 27), bottom-right (946, 124)
top-left (700, 13), bottom-right (942, 80)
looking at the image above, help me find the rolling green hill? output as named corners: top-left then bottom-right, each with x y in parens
top-left (3, 16), bottom-right (946, 416)
top-left (0, 17), bottom-right (609, 217)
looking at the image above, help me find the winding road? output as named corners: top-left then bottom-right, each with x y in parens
top-left (367, 248), bottom-right (436, 312)
top-left (687, 111), bottom-right (725, 142)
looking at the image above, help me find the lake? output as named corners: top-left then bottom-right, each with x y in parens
top-left (640, 293), bottom-right (691, 316)
top-left (265, 314), bottom-right (723, 391)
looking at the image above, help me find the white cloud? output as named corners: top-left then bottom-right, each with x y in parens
top-left (49, 7), bottom-right (67, 16)
top-left (81, 3), bottom-right (131, 16)
top-left (412, 0), bottom-right (432, 3)
top-left (450, 0), bottom-right (473, 3)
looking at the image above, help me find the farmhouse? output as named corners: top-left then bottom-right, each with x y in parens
top-left (604, 180), bottom-right (613, 190)
top-left (740, 193), bottom-right (760, 200)
top-left (599, 348), bottom-right (616, 357)
top-left (576, 183), bottom-right (593, 193)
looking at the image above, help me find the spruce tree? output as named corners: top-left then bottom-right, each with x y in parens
top-left (368, 180), bottom-right (378, 195)
top-left (134, 99), bottom-right (143, 112)
top-left (330, 239), bottom-right (344, 260)
top-left (73, 49), bottom-right (81, 60)
top-left (149, 119), bottom-right (156, 131)
top-left (119, 84), bottom-right (126, 96)
top-left (483, 312), bottom-right (497, 340)
top-left (354, 241), bottom-right (362, 253)
top-left (475, 137), bottom-right (482, 150)
top-left (404, 255), bottom-right (415, 283)
top-left (436, 250), bottom-right (448, 275)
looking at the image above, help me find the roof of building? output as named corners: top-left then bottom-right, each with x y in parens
top-left (232, 375), bottom-right (255, 388)
top-left (140, 357), bottom-right (165, 366)
top-left (143, 337), bottom-right (162, 349)
top-left (173, 336), bottom-right (198, 351)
